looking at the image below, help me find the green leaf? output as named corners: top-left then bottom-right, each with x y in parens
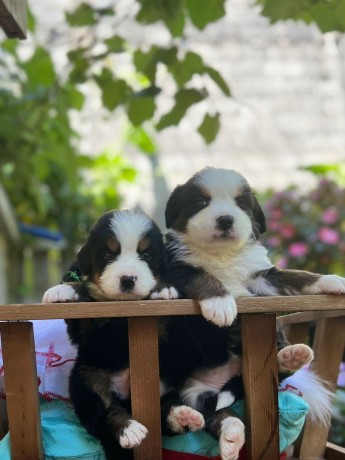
top-left (104, 36), bottom-right (126, 53)
top-left (21, 47), bottom-right (55, 87)
top-left (2, 39), bottom-right (18, 55)
top-left (197, 113), bottom-right (220, 144)
top-left (66, 3), bottom-right (96, 27)
top-left (157, 88), bottom-right (206, 130)
top-left (205, 66), bottom-right (231, 96)
top-left (62, 86), bottom-right (85, 110)
top-left (127, 96), bottom-right (155, 126)
top-left (169, 51), bottom-right (204, 87)
top-left (94, 69), bottom-right (132, 110)
top-left (186, 0), bottom-right (226, 30)
top-left (128, 126), bottom-right (157, 155)
top-left (134, 46), bottom-right (178, 82)
top-left (136, 0), bottom-right (185, 37)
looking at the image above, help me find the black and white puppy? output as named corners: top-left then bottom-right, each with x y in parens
top-left (161, 167), bottom-right (341, 460)
top-left (43, 209), bottom-right (182, 460)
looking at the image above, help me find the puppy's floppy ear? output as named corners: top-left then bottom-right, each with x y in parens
top-left (252, 196), bottom-right (266, 235)
top-left (165, 185), bottom-right (184, 229)
top-left (77, 243), bottom-right (92, 276)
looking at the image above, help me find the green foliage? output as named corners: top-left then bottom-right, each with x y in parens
top-left (257, 0), bottom-right (345, 33)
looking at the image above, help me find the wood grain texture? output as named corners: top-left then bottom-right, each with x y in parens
top-left (0, 295), bottom-right (344, 321)
top-left (128, 317), bottom-right (162, 460)
top-left (283, 323), bottom-right (310, 346)
top-left (0, 0), bottom-right (26, 38)
top-left (278, 310), bottom-right (345, 326)
top-left (295, 317), bottom-right (345, 460)
top-left (325, 442), bottom-right (345, 460)
top-left (0, 322), bottom-right (43, 460)
top-left (242, 314), bottom-right (279, 460)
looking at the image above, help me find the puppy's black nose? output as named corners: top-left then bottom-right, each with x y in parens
top-left (120, 275), bottom-right (136, 291)
top-left (217, 215), bottom-right (234, 230)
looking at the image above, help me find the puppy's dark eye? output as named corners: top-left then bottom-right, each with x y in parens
top-left (140, 252), bottom-right (151, 261)
top-left (235, 196), bottom-right (247, 208)
top-left (104, 251), bottom-right (116, 261)
top-left (196, 198), bottom-right (209, 209)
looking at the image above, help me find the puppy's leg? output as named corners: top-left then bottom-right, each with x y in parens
top-left (70, 364), bottom-right (147, 460)
top-left (252, 266), bottom-right (345, 296)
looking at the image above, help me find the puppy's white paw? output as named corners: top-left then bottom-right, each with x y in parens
top-left (304, 274), bottom-right (345, 295)
top-left (150, 286), bottom-right (179, 300)
top-left (167, 405), bottom-right (205, 433)
top-left (219, 417), bottom-right (245, 460)
top-left (42, 284), bottom-right (79, 303)
top-left (278, 344), bottom-right (314, 372)
top-left (119, 420), bottom-right (148, 449)
top-left (200, 295), bottom-right (237, 327)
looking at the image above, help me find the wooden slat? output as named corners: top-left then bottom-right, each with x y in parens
top-left (0, 0), bottom-right (26, 38)
top-left (242, 314), bottom-right (279, 460)
top-left (128, 317), bottom-right (162, 460)
top-left (0, 322), bottom-right (43, 460)
top-left (295, 317), bottom-right (345, 459)
top-left (278, 310), bottom-right (345, 327)
top-left (0, 295), bottom-right (345, 321)
top-left (283, 323), bottom-right (310, 346)
top-left (325, 442), bottom-right (345, 460)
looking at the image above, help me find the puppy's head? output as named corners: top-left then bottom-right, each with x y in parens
top-left (77, 210), bottom-right (167, 300)
top-left (165, 167), bottom-right (266, 250)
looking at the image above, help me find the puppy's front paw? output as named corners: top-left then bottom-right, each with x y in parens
top-left (199, 295), bottom-right (237, 327)
top-left (219, 417), bottom-right (245, 460)
top-left (42, 284), bottom-right (79, 303)
top-left (167, 405), bottom-right (205, 434)
top-left (119, 420), bottom-right (148, 448)
top-left (278, 344), bottom-right (314, 372)
top-left (150, 286), bottom-right (179, 300)
top-left (306, 274), bottom-right (345, 294)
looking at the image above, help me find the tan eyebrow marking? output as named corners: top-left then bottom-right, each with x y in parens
top-left (107, 238), bottom-right (120, 253)
top-left (137, 236), bottom-right (150, 252)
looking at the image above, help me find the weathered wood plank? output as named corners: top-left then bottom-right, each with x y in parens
top-left (0, 0), bottom-right (26, 39)
top-left (278, 310), bottom-right (345, 327)
top-left (283, 323), bottom-right (310, 346)
top-left (0, 295), bottom-right (344, 321)
top-left (128, 317), bottom-right (162, 460)
top-left (0, 322), bottom-right (43, 460)
top-left (294, 317), bottom-right (345, 459)
top-left (242, 314), bottom-right (279, 460)
top-left (325, 442), bottom-right (345, 460)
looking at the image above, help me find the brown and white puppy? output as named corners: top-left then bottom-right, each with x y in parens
top-left (161, 167), bottom-right (338, 460)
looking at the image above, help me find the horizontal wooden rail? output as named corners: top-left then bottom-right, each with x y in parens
top-left (278, 309), bottom-right (345, 326)
top-left (0, 295), bottom-right (344, 320)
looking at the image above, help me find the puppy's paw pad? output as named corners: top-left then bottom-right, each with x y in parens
top-left (119, 420), bottom-right (148, 449)
top-left (150, 286), bottom-right (179, 300)
top-left (42, 285), bottom-right (79, 303)
top-left (309, 275), bottom-right (345, 294)
top-left (200, 295), bottom-right (237, 327)
top-left (278, 344), bottom-right (313, 371)
top-left (220, 417), bottom-right (245, 460)
top-left (168, 405), bottom-right (205, 433)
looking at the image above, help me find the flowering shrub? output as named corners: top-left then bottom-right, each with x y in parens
top-left (262, 178), bottom-right (345, 276)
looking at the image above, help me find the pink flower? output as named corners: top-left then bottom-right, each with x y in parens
top-left (318, 227), bottom-right (340, 245)
top-left (267, 237), bottom-right (280, 248)
top-left (276, 257), bottom-right (288, 268)
top-left (267, 221), bottom-right (281, 231)
top-left (288, 242), bottom-right (309, 257)
top-left (321, 208), bottom-right (339, 225)
top-left (270, 209), bottom-right (283, 219)
top-left (281, 224), bottom-right (296, 239)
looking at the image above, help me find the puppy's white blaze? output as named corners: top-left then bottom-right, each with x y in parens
top-left (219, 417), bottom-right (245, 460)
top-left (282, 368), bottom-right (333, 427)
top-left (110, 211), bottom-right (152, 252)
top-left (119, 420), bottom-right (148, 449)
top-left (42, 284), bottom-right (79, 303)
top-left (216, 391), bottom-right (235, 411)
top-left (200, 295), bottom-right (237, 327)
top-left (195, 168), bottom-right (246, 200)
top-left (98, 254), bottom-right (156, 299)
top-left (180, 378), bottom-right (219, 409)
top-left (302, 274), bottom-right (345, 295)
